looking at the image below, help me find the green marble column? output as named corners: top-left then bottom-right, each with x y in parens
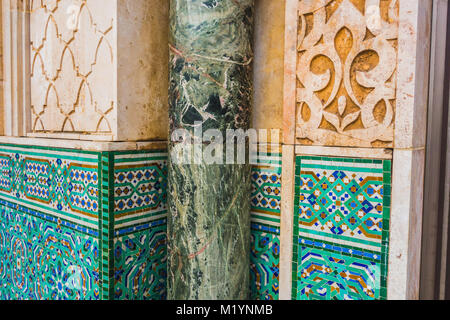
top-left (167, 0), bottom-right (254, 300)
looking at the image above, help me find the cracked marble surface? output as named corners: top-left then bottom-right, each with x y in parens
top-left (167, 0), bottom-right (254, 299)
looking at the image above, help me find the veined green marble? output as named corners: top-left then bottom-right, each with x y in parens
top-left (168, 0), bottom-right (254, 300)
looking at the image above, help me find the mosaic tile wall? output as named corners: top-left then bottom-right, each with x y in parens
top-left (292, 156), bottom-right (391, 300)
top-left (112, 151), bottom-right (168, 300)
top-left (0, 143), bottom-right (284, 300)
top-left (250, 150), bottom-right (282, 300)
top-left (0, 199), bottom-right (100, 300)
top-left (0, 144), bottom-right (167, 300)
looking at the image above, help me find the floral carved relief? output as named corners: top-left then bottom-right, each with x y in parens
top-left (30, 0), bottom-right (115, 134)
top-left (296, 0), bottom-right (398, 147)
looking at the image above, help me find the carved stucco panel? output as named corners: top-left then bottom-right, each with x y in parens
top-left (296, 0), bottom-right (398, 147)
top-left (30, 0), bottom-right (115, 134)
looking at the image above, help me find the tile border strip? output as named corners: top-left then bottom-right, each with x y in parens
top-left (292, 155), bottom-right (392, 300)
top-left (99, 152), bottom-right (115, 300)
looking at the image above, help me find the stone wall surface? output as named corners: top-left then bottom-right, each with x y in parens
top-left (282, 0), bottom-right (431, 300)
top-left (250, 0), bottom-right (286, 300)
top-left (0, 0), bottom-right (432, 301)
top-left (29, 0), bottom-right (168, 141)
top-left (253, 0), bottom-right (285, 132)
top-left (1, 0), bottom-right (286, 300)
top-left (295, 0), bottom-right (398, 148)
top-left (30, 0), bottom-right (117, 135)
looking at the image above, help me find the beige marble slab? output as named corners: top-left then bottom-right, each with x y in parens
top-left (295, 145), bottom-right (392, 159)
top-left (279, 144), bottom-right (295, 300)
top-left (282, 0), bottom-right (298, 145)
top-left (0, 136), bottom-right (167, 152)
top-left (26, 0), bottom-right (169, 141)
top-left (253, 0), bottom-right (285, 132)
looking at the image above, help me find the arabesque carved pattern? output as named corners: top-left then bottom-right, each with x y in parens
top-left (30, 0), bottom-right (115, 134)
top-left (296, 0), bottom-right (398, 147)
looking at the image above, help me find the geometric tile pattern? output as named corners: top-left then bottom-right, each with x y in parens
top-left (250, 229), bottom-right (280, 300)
top-left (0, 144), bottom-right (168, 300)
top-left (112, 151), bottom-right (168, 300)
top-left (250, 149), bottom-right (281, 300)
top-left (0, 200), bottom-right (100, 300)
top-left (114, 224), bottom-right (167, 300)
top-left (0, 143), bottom-right (283, 300)
top-left (0, 145), bottom-right (99, 230)
top-left (293, 156), bottom-right (391, 300)
top-left (296, 238), bottom-right (382, 300)
top-left (250, 150), bottom-right (282, 229)
top-left (113, 151), bottom-right (167, 231)
top-left (99, 152), bottom-right (114, 300)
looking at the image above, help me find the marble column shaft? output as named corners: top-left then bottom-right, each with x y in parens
top-left (167, 0), bottom-right (255, 300)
